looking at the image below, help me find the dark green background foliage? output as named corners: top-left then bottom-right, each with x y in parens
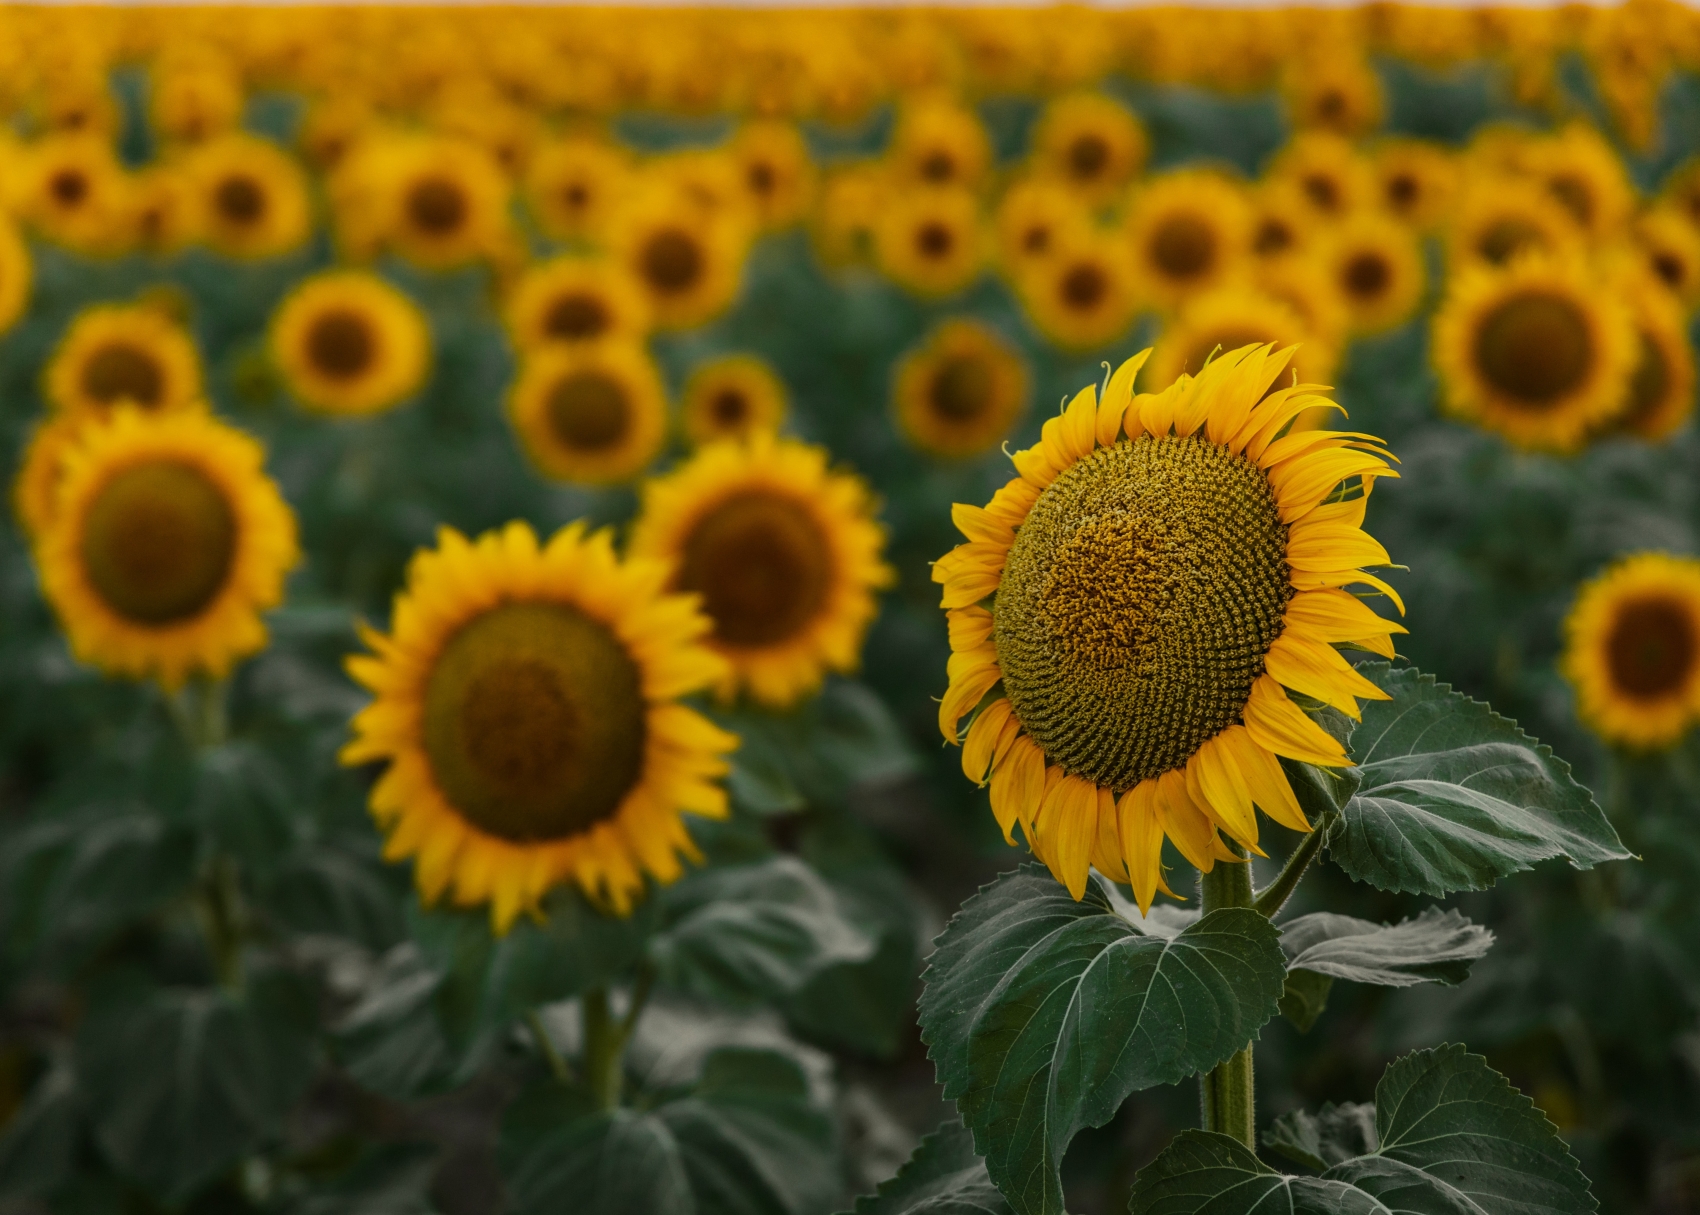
top-left (0, 45), bottom-right (1698, 1215)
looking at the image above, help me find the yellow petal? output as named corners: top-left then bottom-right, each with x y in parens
top-left (1118, 781), bottom-right (1167, 915)
top-left (1243, 674), bottom-right (1351, 767)
top-left (962, 697), bottom-right (1016, 785)
top-left (1218, 724), bottom-right (1310, 834)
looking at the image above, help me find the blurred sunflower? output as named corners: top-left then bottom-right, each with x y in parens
top-left (341, 520), bottom-right (737, 930)
top-left (1017, 235), bottom-right (1138, 351)
top-left (1517, 124), bottom-right (1635, 243)
top-left (0, 215), bottom-right (33, 335)
top-left (1432, 256), bottom-right (1637, 453)
top-left (380, 137), bottom-right (512, 270)
top-left (46, 304), bottom-right (204, 419)
top-left (730, 121), bottom-right (816, 231)
top-left (1610, 272), bottom-right (1695, 442)
top-left (1633, 206), bottom-right (1700, 311)
top-left (13, 413), bottom-right (84, 541)
top-left (149, 58), bottom-right (244, 144)
top-left (1564, 553), bottom-right (1700, 749)
top-left (1253, 255), bottom-right (1349, 345)
top-left (297, 95), bottom-right (378, 173)
top-left (1316, 212), bottom-right (1426, 335)
top-left (889, 96), bottom-right (991, 191)
top-left (1145, 284), bottom-right (1336, 391)
top-left (993, 177), bottom-right (1092, 275)
top-left (873, 184), bottom-right (983, 298)
top-left (651, 148), bottom-right (756, 233)
top-left (680, 354), bottom-right (789, 447)
top-left (1372, 137), bottom-right (1458, 229)
top-left (936, 345), bottom-right (1402, 909)
top-left (270, 270), bottom-right (431, 417)
top-left (34, 407), bottom-right (298, 689)
top-left (614, 188), bottom-right (747, 329)
top-left (1124, 170), bottom-right (1252, 310)
top-left (1029, 92), bottom-right (1147, 205)
top-left (507, 341), bottom-right (667, 485)
top-left (17, 135), bottom-right (131, 255)
top-left (1448, 176), bottom-right (1582, 269)
top-left (1658, 157), bottom-right (1700, 233)
top-left (505, 256), bottom-right (650, 352)
top-left (812, 161), bottom-right (888, 269)
top-left (629, 434), bottom-right (893, 708)
top-left (525, 135), bottom-right (633, 245)
top-left (184, 134), bottom-right (312, 261)
top-left (1247, 182), bottom-right (1317, 261)
top-left (893, 319), bottom-right (1029, 459)
top-left (1281, 53), bottom-right (1382, 137)
top-left (127, 166), bottom-right (204, 255)
top-left (1268, 131), bottom-right (1374, 220)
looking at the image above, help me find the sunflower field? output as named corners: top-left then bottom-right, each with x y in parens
top-left (3, 4), bottom-right (1700, 1214)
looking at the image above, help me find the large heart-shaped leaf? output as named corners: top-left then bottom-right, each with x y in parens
top-left (919, 866), bottom-right (1287, 1215)
top-left (1329, 665), bottom-right (1629, 895)
top-left (842, 1119), bottom-right (1011, 1215)
top-left (1130, 1044), bottom-right (1597, 1214)
top-left (1279, 906), bottom-right (1493, 987)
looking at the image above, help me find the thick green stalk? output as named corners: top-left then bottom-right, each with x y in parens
top-left (1199, 851), bottom-right (1256, 1149)
top-left (582, 988), bottom-right (622, 1111)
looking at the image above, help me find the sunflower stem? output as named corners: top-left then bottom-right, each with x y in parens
top-left (526, 1010), bottom-right (574, 1085)
top-left (1251, 809), bottom-right (1336, 919)
top-left (196, 854), bottom-right (245, 993)
top-left (582, 988), bottom-right (623, 1111)
top-left (1199, 848), bottom-right (1256, 1149)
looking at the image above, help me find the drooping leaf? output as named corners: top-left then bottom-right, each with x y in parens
top-left (918, 866), bottom-right (1287, 1215)
top-left (1329, 665), bottom-right (1630, 896)
top-left (0, 1062), bottom-right (79, 1200)
top-left (1130, 1045), bottom-right (1597, 1214)
top-left (651, 856), bottom-right (879, 1007)
top-left (1279, 906), bottom-right (1494, 987)
top-left (843, 1119), bottom-right (1012, 1215)
top-left (1276, 969), bottom-right (1333, 1034)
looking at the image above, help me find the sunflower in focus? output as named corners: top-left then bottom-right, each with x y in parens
top-left (46, 304), bottom-right (204, 419)
top-left (1448, 176), bottom-right (1583, 270)
top-left (505, 256), bottom-right (650, 352)
top-left (525, 136), bottom-right (633, 245)
top-left (1017, 235), bottom-right (1138, 352)
top-left (889, 96), bottom-right (992, 191)
top-left (1029, 92), bottom-right (1147, 206)
top-left (1634, 206), bottom-right (1700, 311)
top-left (629, 434), bottom-right (893, 708)
top-left (681, 354), bottom-right (789, 447)
top-left (1432, 256), bottom-right (1637, 453)
top-left (1517, 124), bottom-right (1635, 243)
top-left (507, 341), bottom-right (667, 485)
top-left (0, 216), bottom-right (33, 335)
top-left (893, 319), bottom-right (1029, 459)
top-left (341, 520), bottom-right (737, 930)
top-left (1268, 132), bottom-right (1374, 220)
top-left (873, 185), bottom-right (983, 298)
top-left (1564, 553), bottom-right (1700, 749)
top-left (730, 121), bottom-right (816, 231)
top-left (936, 345), bottom-right (1403, 909)
top-left (34, 407), bottom-right (299, 689)
top-left (1317, 212), bottom-right (1426, 335)
top-left (1609, 272), bottom-right (1695, 442)
top-left (1124, 170), bottom-right (1252, 310)
top-left (183, 134), bottom-right (312, 261)
top-left (270, 270), bottom-right (431, 417)
top-left (994, 177), bottom-right (1092, 275)
top-left (17, 135), bottom-right (131, 255)
top-left (1372, 138), bottom-right (1458, 230)
top-left (1282, 53), bottom-right (1382, 137)
top-left (378, 137), bottom-right (512, 270)
top-left (614, 188), bottom-right (747, 329)
top-left (1145, 284), bottom-right (1336, 391)
top-left (813, 161), bottom-right (888, 269)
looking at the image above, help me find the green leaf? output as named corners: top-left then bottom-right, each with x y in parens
top-left (918, 865), bottom-right (1287, 1215)
top-left (843, 1119), bottom-right (1011, 1215)
top-left (0, 1062), bottom-right (79, 1200)
top-left (1263, 1102), bottom-right (1377, 1171)
top-left (1329, 665), bottom-right (1630, 896)
top-left (1279, 907), bottom-right (1493, 987)
top-left (502, 1047), bottom-right (843, 1215)
top-left (333, 945), bottom-right (451, 1100)
top-left (728, 728), bottom-right (809, 818)
top-left (77, 969), bottom-right (318, 1203)
top-left (652, 856), bottom-right (879, 1007)
top-left (259, 844), bottom-right (404, 950)
top-left (1130, 1045), bottom-right (1597, 1214)
top-left (192, 742), bottom-right (297, 879)
top-left (1276, 969), bottom-right (1333, 1034)
top-left (288, 1144), bottom-right (438, 1215)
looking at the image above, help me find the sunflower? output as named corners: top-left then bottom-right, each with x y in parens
top-left (935, 345), bottom-right (1403, 909)
top-left (893, 319), bottom-right (1029, 459)
top-left (649, 148), bottom-right (757, 234)
top-left (1447, 176), bottom-right (1583, 270)
top-left (0, 215), bottom-right (33, 336)
top-left (994, 177), bottom-right (1093, 275)
top-left (1516, 124), bottom-right (1635, 243)
top-left (1563, 553), bottom-right (1700, 749)
top-left (341, 520), bottom-right (738, 930)
top-left (378, 137), bottom-right (512, 270)
top-left (1267, 132), bottom-right (1375, 221)
top-left (13, 412), bottom-right (85, 541)
top-left (270, 270), bottom-right (431, 417)
top-left (1017, 234), bottom-right (1139, 352)
top-left (812, 161), bottom-right (889, 269)
top-left (873, 184), bottom-right (984, 299)
top-left (730, 121), bottom-right (816, 231)
top-left (1029, 92), bottom-right (1147, 205)
top-left (1145, 284), bottom-right (1337, 391)
top-left (297, 95), bottom-right (378, 172)
top-left (45, 304), bottom-right (204, 420)
top-left (127, 166), bottom-right (204, 255)
top-left (17, 134), bottom-right (131, 255)
top-left (1281, 53), bottom-right (1383, 137)
top-left (680, 354), bottom-right (789, 447)
top-left (1609, 272), bottom-right (1695, 442)
top-left (525, 135), bottom-right (633, 245)
top-left (1372, 137), bottom-right (1458, 230)
top-left (1316, 212), bottom-right (1426, 335)
top-left (614, 187), bottom-right (748, 329)
top-left (1247, 182), bottom-right (1318, 262)
top-left (1658, 157), bottom-right (1700, 233)
top-left (505, 256), bottom-right (650, 353)
top-left (149, 58), bottom-right (244, 144)
top-left (1253, 255), bottom-right (1349, 345)
top-left (1633, 206), bottom-right (1700, 311)
top-left (507, 341), bottom-right (667, 485)
top-left (628, 434), bottom-right (893, 708)
top-left (1431, 256), bottom-right (1637, 453)
top-left (889, 96), bottom-right (992, 192)
top-left (33, 407), bottom-right (299, 689)
top-left (183, 134), bottom-right (312, 261)
top-left (1124, 169), bottom-right (1253, 311)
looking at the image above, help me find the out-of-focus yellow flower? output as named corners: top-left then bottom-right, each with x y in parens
top-left (1028, 92), bottom-right (1147, 206)
top-left (1124, 169), bottom-right (1252, 311)
top-left (873, 184), bottom-right (984, 299)
top-left (183, 134), bottom-right (313, 261)
top-left (525, 135), bottom-right (634, 246)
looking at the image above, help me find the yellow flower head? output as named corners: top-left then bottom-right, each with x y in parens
top-left (507, 341), bottom-right (668, 486)
top-left (893, 319), bottom-right (1030, 460)
top-left (184, 134), bottom-right (313, 261)
top-left (1609, 269), bottom-right (1695, 442)
top-left (614, 186), bottom-right (748, 330)
top-left (1515, 123), bottom-right (1636, 243)
top-left (629, 434), bottom-right (894, 708)
top-left (0, 214), bottom-right (33, 336)
top-left (1029, 92), bottom-right (1147, 205)
top-left (1146, 283), bottom-right (1337, 392)
top-left (1267, 131), bottom-right (1375, 221)
top-left (1564, 553), bottom-right (1700, 749)
top-left (368, 136), bottom-right (513, 270)
top-left (874, 184), bottom-right (984, 299)
top-left (936, 345), bottom-right (1404, 911)
top-left (1281, 52), bottom-right (1383, 138)
top-left (993, 177), bottom-right (1093, 276)
top-left (504, 256), bottom-right (651, 353)
top-left (270, 270), bottom-right (431, 417)
top-left (150, 57), bottom-right (245, 144)
top-left (525, 136), bottom-right (633, 245)
top-left (1124, 170), bottom-right (1252, 311)
top-left (1634, 205), bottom-right (1700, 311)
top-left (681, 354), bottom-right (789, 448)
top-left (1316, 211), bottom-right (1427, 336)
top-left (46, 304), bottom-right (204, 420)
top-left (34, 407), bottom-right (299, 689)
top-left (17, 135), bottom-right (131, 256)
top-left (813, 161), bottom-right (888, 269)
top-left (729, 121), bottom-right (817, 231)
top-left (1247, 181), bottom-right (1319, 262)
top-left (1372, 137), bottom-right (1459, 231)
top-left (1016, 233), bottom-right (1139, 352)
top-left (1448, 175), bottom-right (1584, 271)
top-left (342, 520), bottom-right (738, 931)
top-left (889, 96), bottom-right (992, 192)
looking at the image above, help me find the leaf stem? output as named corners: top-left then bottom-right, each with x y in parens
top-left (1252, 810), bottom-right (1337, 919)
top-left (582, 988), bottom-right (623, 1111)
top-left (526, 1010), bottom-right (574, 1085)
top-left (1199, 848), bottom-right (1256, 1149)
top-left (196, 854), bottom-right (245, 992)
